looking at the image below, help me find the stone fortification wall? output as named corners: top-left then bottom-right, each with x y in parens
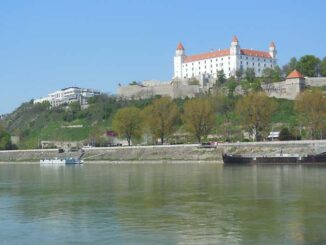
top-left (263, 78), bottom-right (304, 100)
top-left (2, 140), bottom-right (326, 163)
top-left (118, 83), bottom-right (201, 100)
top-left (305, 77), bottom-right (326, 87)
top-left (262, 81), bottom-right (288, 99)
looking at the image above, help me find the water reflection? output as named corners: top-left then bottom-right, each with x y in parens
top-left (0, 163), bottom-right (326, 244)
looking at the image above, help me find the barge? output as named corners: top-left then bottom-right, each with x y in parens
top-left (222, 152), bottom-right (326, 164)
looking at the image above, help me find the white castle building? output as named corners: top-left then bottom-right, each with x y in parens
top-left (34, 87), bottom-right (100, 107)
top-left (174, 36), bottom-right (277, 79)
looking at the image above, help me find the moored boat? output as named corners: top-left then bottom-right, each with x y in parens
top-left (222, 152), bottom-right (326, 164)
top-left (40, 157), bottom-right (84, 165)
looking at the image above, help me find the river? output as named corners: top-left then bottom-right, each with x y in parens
top-left (0, 163), bottom-right (326, 244)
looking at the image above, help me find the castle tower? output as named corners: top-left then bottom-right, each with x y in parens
top-left (229, 36), bottom-right (240, 76)
top-left (269, 41), bottom-right (277, 59)
top-left (230, 36), bottom-right (240, 55)
top-left (285, 69), bottom-right (305, 99)
top-left (174, 42), bottom-right (185, 79)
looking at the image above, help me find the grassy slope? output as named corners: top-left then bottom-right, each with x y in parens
top-left (4, 94), bottom-right (298, 148)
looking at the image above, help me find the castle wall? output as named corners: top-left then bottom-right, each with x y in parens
top-left (117, 83), bottom-right (202, 100)
top-left (262, 78), bottom-right (305, 100)
top-left (305, 77), bottom-right (326, 87)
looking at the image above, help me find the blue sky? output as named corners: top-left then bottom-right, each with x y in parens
top-left (1, 0), bottom-right (325, 114)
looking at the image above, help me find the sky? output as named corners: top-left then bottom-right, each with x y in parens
top-left (1, 0), bottom-right (326, 114)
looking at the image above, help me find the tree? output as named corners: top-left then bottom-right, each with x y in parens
top-left (297, 55), bottom-right (321, 77)
top-left (235, 68), bottom-right (244, 82)
top-left (279, 128), bottom-right (294, 141)
top-left (320, 57), bottom-right (326, 77)
top-left (282, 57), bottom-right (298, 76)
top-left (182, 98), bottom-right (215, 142)
top-left (295, 89), bottom-right (326, 139)
top-left (262, 67), bottom-right (281, 92)
top-left (236, 92), bottom-right (276, 141)
top-left (226, 77), bottom-right (237, 97)
top-left (245, 68), bottom-right (256, 83)
top-left (188, 78), bottom-right (200, 85)
top-left (144, 97), bottom-right (178, 144)
top-left (112, 107), bottom-right (143, 146)
top-left (212, 92), bottom-right (236, 141)
top-left (0, 124), bottom-right (12, 150)
top-left (216, 70), bottom-right (226, 86)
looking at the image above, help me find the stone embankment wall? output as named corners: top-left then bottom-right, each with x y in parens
top-left (1, 140), bottom-right (326, 163)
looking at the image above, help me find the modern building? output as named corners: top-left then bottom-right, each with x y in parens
top-left (173, 36), bottom-right (277, 79)
top-left (34, 87), bottom-right (100, 107)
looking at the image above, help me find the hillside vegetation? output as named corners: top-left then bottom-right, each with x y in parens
top-left (2, 54), bottom-right (326, 149)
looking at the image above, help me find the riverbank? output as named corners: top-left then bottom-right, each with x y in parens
top-left (1, 140), bottom-right (326, 163)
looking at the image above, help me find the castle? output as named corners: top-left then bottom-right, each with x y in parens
top-left (174, 36), bottom-right (277, 79)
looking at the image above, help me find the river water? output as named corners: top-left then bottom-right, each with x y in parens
top-left (0, 163), bottom-right (326, 244)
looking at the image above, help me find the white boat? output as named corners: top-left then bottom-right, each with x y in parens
top-left (40, 157), bottom-right (84, 166)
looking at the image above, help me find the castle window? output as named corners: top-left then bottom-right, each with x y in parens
top-left (252, 57), bottom-right (254, 60)
top-left (264, 59), bottom-right (266, 62)
top-left (246, 62), bottom-right (248, 65)
top-left (252, 63), bottom-right (254, 66)
top-left (228, 57), bottom-right (230, 60)
top-left (241, 61), bottom-right (243, 64)
top-left (246, 57), bottom-right (248, 60)
top-left (240, 56), bottom-right (242, 59)
top-left (221, 58), bottom-right (223, 60)
top-left (264, 64), bottom-right (266, 67)
top-left (258, 63), bottom-right (260, 66)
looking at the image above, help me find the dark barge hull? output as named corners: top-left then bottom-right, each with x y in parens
top-left (222, 153), bottom-right (326, 164)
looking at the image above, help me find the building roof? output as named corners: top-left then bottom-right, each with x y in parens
top-left (176, 42), bottom-right (184, 50)
top-left (232, 35), bottom-right (239, 43)
top-left (287, 69), bottom-right (304, 79)
top-left (270, 41), bottom-right (276, 48)
top-left (240, 49), bottom-right (271, 58)
top-left (183, 48), bottom-right (271, 63)
top-left (184, 49), bottom-right (230, 63)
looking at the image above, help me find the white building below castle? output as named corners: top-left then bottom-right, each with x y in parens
top-left (174, 36), bottom-right (277, 79)
top-left (34, 87), bottom-right (100, 107)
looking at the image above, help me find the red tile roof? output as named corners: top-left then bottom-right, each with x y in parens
top-left (176, 42), bottom-right (184, 50)
top-left (232, 35), bottom-right (239, 42)
top-left (241, 49), bottom-right (271, 58)
top-left (287, 69), bottom-right (304, 79)
top-left (183, 48), bottom-right (272, 63)
top-left (184, 49), bottom-right (230, 63)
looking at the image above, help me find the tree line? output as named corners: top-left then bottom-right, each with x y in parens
top-left (112, 97), bottom-right (216, 145)
top-left (112, 88), bottom-right (326, 145)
